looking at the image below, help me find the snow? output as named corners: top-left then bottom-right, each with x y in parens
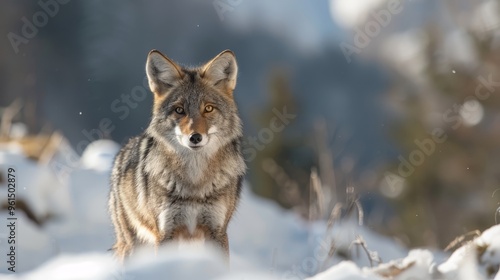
top-left (20, 253), bottom-right (116, 280)
top-left (0, 211), bottom-right (56, 273)
top-left (0, 146), bottom-right (72, 222)
top-left (80, 140), bottom-right (121, 172)
top-left (370, 249), bottom-right (437, 280)
top-left (308, 261), bottom-right (382, 280)
top-left (477, 226), bottom-right (500, 272)
top-left (0, 141), bottom-right (499, 279)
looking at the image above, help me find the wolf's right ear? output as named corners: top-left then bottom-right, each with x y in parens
top-left (146, 50), bottom-right (183, 95)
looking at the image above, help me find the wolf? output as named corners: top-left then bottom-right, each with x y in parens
top-left (108, 49), bottom-right (246, 262)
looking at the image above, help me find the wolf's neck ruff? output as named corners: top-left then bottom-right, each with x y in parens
top-left (146, 122), bottom-right (242, 186)
top-left (149, 128), bottom-right (242, 186)
top-left (109, 49), bottom-right (245, 262)
top-left (143, 133), bottom-right (243, 198)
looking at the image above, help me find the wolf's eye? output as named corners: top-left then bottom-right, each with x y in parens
top-left (175, 107), bottom-right (185, 114)
top-left (205, 105), bottom-right (214, 113)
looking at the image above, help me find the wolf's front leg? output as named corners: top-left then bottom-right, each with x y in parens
top-left (206, 228), bottom-right (230, 263)
top-left (217, 231), bottom-right (229, 260)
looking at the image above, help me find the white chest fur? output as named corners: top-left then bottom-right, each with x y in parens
top-left (157, 199), bottom-right (228, 237)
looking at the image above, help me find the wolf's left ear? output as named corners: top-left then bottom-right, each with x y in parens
top-left (202, 50), bottom-right (238, 94)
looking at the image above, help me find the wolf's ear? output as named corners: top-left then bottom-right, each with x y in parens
top-left (146, 50), bottom-right (183, 94)
top-left (201, 50), bottom-right (238, 94)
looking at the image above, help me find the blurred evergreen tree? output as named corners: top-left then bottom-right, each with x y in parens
top-left (386, 25), bottom-right (500, 247)
top-left (247, 70), bottom-right (310, 211)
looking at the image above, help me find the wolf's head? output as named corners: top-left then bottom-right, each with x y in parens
top-left (145, 50), bottom-right (241, 154)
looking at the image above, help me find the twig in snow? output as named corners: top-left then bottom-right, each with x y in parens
top-left (309, 167), bottom-right (325, 221)
top-left (444, 230), bottom-right (481, 252)
top-left (350, 235), bottom-right (381, 267)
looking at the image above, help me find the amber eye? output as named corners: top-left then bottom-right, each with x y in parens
top-left (175, 107), bottom-right (185, 114)
top-left (205, 105), bottom-right (214, 113)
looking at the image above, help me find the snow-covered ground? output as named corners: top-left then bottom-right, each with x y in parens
top-left (0, 140), bottom-right (499, 279)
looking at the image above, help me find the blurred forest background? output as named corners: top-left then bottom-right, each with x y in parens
top-left (1, 0), bottom-right (500, 249)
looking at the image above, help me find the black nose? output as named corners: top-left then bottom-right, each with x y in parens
top-left (189, 133), bottom-right (203, 144)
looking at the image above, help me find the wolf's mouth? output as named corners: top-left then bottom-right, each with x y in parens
top-left (188, 145), bottom-right (203, 150)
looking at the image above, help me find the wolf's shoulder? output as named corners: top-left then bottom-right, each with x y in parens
top-left (113, 134), bottom-right (155, 172)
